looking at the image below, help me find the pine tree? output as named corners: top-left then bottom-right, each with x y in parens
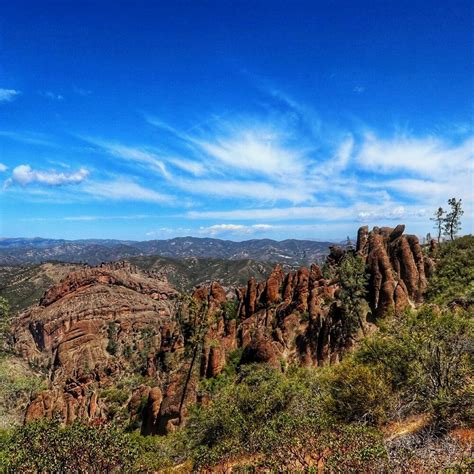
top-left (431, 207), bottom-right (445, 242)
top-left (337, 253), bottom-right (368, 335)
top-left (443, 198), bottom-right (463, 241)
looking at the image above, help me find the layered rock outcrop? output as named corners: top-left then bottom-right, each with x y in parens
top-left (15, 262), bottom-right (185, 426)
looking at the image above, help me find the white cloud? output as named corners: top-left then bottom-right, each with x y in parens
top-left (356, 133), bottom-right (473, 178)
top-left (83, 178), bottom-right (172, 203)
top-left (186, 203), bottom-right (434, 225)
top-left (187, 206), bottom-right (352, 221)
top-left (197, 223), bottom-right (275, 236)
top-left (0, 130), bottom-right (56, 147)
top-left (6, 164), bottom-right (89, 187)
top-left (0, 88), bottom-right (20, 102)
top-left (168, 157), bottom-right (206, 176)
top-left (356, 206), bottom-right (406, 221)
top-left (22, 214), bottom-right (154, 222)
top-left (145, 227), bottom-right (192, 238)
top-left (0, 163), bottom-right (7, 172)
top-left (176, 178), bottom-right (312, 203)
top-left (196, 128), bottom-right (307, 180)
top-left (252, 223), bottom-right (273, 230)
top-left (86, 138), bottom-right (169, 177)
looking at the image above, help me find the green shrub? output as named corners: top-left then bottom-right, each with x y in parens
top-left (132, 430), bottom-right (188, 472)
top-left (221, 299), bottom-right (239, 321)
top-left (0, 297), bottom-right (13, 354)
top-left (336, 252), bottom-right (369, 333)
top-left (320, 358), bottom-right (394, 425)
top-left (356, 306), bottom-right (473, 427)
top-left (106, 321), bottom-right (119, 355)
top-left (0, 419), bottom-right (139, 473)
top-left (427, 235), bottom-right (474, 305)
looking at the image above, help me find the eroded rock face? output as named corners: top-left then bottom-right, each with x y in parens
top-left (15, 262), bottom-right (186, 428)
top-left (357, 225), bottom-right (430, 317)
top-left (235, 262), bottom-right (346, 368)
top-left (15, 262), bottom-right (180, 377)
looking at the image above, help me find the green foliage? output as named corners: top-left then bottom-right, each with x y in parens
top-left (357, 306), bottom-right (473, 427)
top-left (427, 235), bottom-right (474, 305)
top-left (186, 364), bottom-right (388, 470)
top-left (123, 344), bottom-right (132, 359)
top-left (187, 365), bottom-right (293, 467)
top-left (299, 310), bottom-right (310, 322)
top-left (320, 358), bottom-right (394, 425)
top-left (321, 261), bottom-right (336, 280)
top-left (0, 356), bottom-right (46, 429)
top-left (106, 321), bottom-right (119, 355)
top-left (443, 197), bottom-right (464, 241)
top-left (336, 252), bottom-right (369, 333)
top-left (221, 299), bottom-right (239, 321)
top-left (0, 296), bottom-right (12, 354)
top-left (132, 430), bottom-right (189, 472)
top-left (431, 206), bottom-right (445, 242)
top-left (0, 419), bottom-right (139, 473)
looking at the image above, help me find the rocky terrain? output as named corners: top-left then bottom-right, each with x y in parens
top-left (0, 236), bottom-right (332, 266)
top-left (8, 224), bottom-right (435, 433)
top-left (0, 257), bottom-right (274, 314)
top-left (0, 263), bottom-right (84, 314)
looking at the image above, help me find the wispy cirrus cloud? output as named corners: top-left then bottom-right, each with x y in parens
top-left (186, 203), bottom-right (433, 225)
top-left (10, 81), bottom-right (472, 238)
top-left (0, 130), bottom-right (57, 147)
top-left (356, 133), bottom-right (473, 178)
top-left (22, 214), bottom-right (156, 222)
top-left (174, 178), bottom-right (312, 203)
top-left (82, 178), bottom-right (173, 203)
top-left (84, 138), bottom-right (169, 177)
top-left (0, 88), bottom-right (21, 102)
top-left (196, 127), bottom-right (307, 180)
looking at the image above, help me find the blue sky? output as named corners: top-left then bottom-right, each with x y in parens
top-left (0, 0), bottom-right (472, 241)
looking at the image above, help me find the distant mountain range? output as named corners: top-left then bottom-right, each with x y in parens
top-left (0, 237), bottom-right (334, 266)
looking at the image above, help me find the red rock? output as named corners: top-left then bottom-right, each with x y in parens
top-left (264, 265), bottom-right (284, 304)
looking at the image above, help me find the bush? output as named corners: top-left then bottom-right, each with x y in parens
top-left (336, 252), bottom-right (369, 334)
top-left (356, 306), bottom-right (473, 427)
top-left (0, 356), bottom-right (46, 429)
top-left (0, 297), bottom-right (13, 354)
top-left (427, 235), bottom-right (474, 305)
top-left (0, 419), bottom-right (139, 472)
top-left (186, 365), bottom-right (292, 467)
top-left (320, 358), bottom-right (394, 425)
top-left (132, 430), bottom-right (189, 472)
top-left (185, 363), bottom-right (389, 470)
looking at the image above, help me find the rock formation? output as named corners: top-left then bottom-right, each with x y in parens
top-left (15, 262), bottom-right (185, 427)
top-left (356, 225), bottom-right (429, 317)
top-left (12, 224), bottom-right (432, 431)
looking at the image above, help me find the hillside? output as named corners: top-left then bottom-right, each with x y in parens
top-left (0, 226), bottom-right (472, 472)
top-left (0, 237), bottom-right (332, 266)
top-left (0, 257), bottom-right (275, 314)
